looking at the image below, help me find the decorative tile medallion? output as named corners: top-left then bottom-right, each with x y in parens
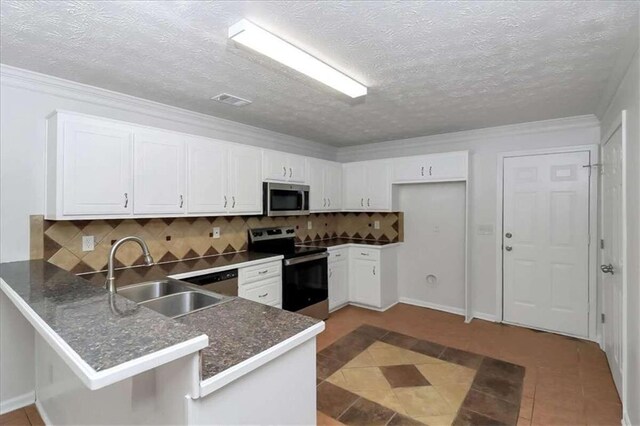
top-left (317, 325), bottom-right (524, 426)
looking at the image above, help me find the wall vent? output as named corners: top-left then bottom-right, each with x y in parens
top-left (211, 93), bottom-right (252, 107)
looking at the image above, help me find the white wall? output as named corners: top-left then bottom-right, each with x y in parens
top-left (338, 116), bottom-right (601, 319)
top-left (0, 64), bottom-right (336, 410)
top-left (600, 47), bottom-right (639, 426)
top-left (396, 183), bottom-right (466, 313)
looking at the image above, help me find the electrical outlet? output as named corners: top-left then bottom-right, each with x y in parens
top-left (374, 221), bottom-right (380, 230)
top-left (307, 221), bottom-right (312, 230)
top-left (82, 235), bottom-right (95, 252)
top-left (213, 227), bottom-right (221, 238)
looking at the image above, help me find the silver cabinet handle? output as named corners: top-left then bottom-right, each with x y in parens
top-left (324, 198), bottom-right (327, 207)
top-left (258, 292), bottom-right (269, 298)
top-left (329, 268), bottom-right (333, 278)
top-left (373, 266), bottom-right (376, 275)
top-left (232, 196), bottom-right (236, 208)
top-left (283, 166), bottom-right (287, 177)
top-left (224, 195), bottom-right (228, 208)
top-left (289, 167), bottom-right (292, 178)
top-left (124, 193), bottom-right (128, 208)
top-left (367, 198), bottom-right (370, 207)
top-left (601, 264), bottom-right (614, 274)
top-left (429, 166), bottom-right (432, 176)
top-left (334, 253), bottom-right (341, 257)
top-left (361, 198), bottom-right (364, 207)
top-left (258, 269), bottom-right (268, 275)
top-left (505, 246), bottom-right (512, 251)
top-left (179, 195), bottom-right (184, 208)
top-left (421, 166), bottom-right (424, 176)
top-left (360, 252), bottom-right (369, 256)
top-left (328, 198), bottom-right (331, 207)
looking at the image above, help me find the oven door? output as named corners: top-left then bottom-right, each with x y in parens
top-left (282, 252), bottom-right (328, 313)
top-left (264, 182), bottom-right (310, 216)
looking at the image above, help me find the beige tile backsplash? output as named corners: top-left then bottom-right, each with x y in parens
top-left (31, 212), bottom-right (402, 273)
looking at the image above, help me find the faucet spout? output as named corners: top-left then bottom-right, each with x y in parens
top-left (106, 236), bottom-right (154, 293)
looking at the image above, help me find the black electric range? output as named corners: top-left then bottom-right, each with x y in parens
top-left (248, 227), bottom-right (328, 320)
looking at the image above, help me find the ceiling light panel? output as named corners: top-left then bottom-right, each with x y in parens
top-left (229, 19), bottom-right (367, 98)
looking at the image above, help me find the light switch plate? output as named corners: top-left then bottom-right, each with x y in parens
top-left (213, 227), bottom-right (221, 238)
top-left (82, 235), bottom-right (95, 252)
top-left (374, 221), bottom-right (380, 230)
top-left (307, 221), bottom-right (312, 230)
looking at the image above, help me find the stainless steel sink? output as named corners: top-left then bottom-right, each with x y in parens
top-left (117, 280), bottom-right (190, 303)
top-left (138, 291), bottom-right (225, 318)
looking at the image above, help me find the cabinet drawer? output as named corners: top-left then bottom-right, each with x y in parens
top-left (328, 248), bottom-right (348, 262)
top-left (240, 278), bottom-right (281, 305)
top-left (239, 261), bottom-right (281, 285)
top-left (351, 248), bottom-right (380, 261)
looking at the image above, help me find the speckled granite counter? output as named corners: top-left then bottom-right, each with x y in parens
top-left (297, 238), bottom-right (399, 248)
top-left (176, 298), bottom-right (319, 380)
top-left (79, 251), bottom-right (282, 287)
top-left (0, 260), bottom-right (207, 388)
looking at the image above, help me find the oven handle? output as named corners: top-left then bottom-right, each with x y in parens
top-left (283, 252), bottom-right (329, 266)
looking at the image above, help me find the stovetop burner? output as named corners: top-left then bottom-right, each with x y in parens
top-left (248, 226), bottom-right (327, 259)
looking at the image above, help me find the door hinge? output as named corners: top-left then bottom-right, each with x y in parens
top-left (601, 313), bottom-right (606, 323)
top-left (600, 239), bottom-right (605, 249)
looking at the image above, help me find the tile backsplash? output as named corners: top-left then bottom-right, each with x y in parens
top-left (31, 212), bottom-right (403, 273)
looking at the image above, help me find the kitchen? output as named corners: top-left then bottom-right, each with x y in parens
top-left (1, 2), bottom-right (639, 426)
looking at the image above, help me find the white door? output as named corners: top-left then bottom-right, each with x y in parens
top-left (351, 258), bottom-right (379, 307)
top-left (287, 155), bottom-right (307, 183)
top-left (503, 151), bottom-right (590, 336)
top-left (62, 120), bottom-right (133, 215)
top-left (186, 139), bottom-right (228, 214)
top-left (307, 159), bottom-right (325, 211)
top-left (343, 163), bottom-right (367, 210)
top-left (229, 146), bottom-right (262, 213)
top-left (601, 122), bottom-right (624, 394)
top-left (366, 161), bottom-right (391, 210)
top-left (329, 260), bottom-right (348, 310)
top-left (262, 150), bottom-right (288, 182)
top-left (324, 162), bottom-right (342, 211)
top-left (133, 132), bottom-right (185, 214)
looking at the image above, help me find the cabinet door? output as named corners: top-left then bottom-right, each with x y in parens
top-left (187, 139), bottom-right (228, 214)
top-left (428, 152), bottom-right (468, 180)
top-left (229, 146), bottom-right (262, 213)
top-left (342, 163), bottom-right (367, 210)
top-left (328, 260), bottom-right (348, 310)
top-left (263, 150), bottom-right (288, 182)
top-left (287, 155), bottom-right (307, 183)
top-left (393, 156), bottom-right (427, 182)
top-left (351, 258), bottom-right (380, 307)
top-left (365, 161), bottom-right (391, 210)
top-left (133, 131), bottom-right (185, 214)
top-left (62, 120), bottom-right (133, 215)
top-left (307, 158), bottom-right (326, 211)
top-left (324, 162), bottom-right (342, 211)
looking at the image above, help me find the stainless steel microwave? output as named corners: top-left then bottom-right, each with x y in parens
top-left (263, 182), bottom-right (310, 216)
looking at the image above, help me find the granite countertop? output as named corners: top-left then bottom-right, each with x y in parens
top-left (297, 238), bottom-right (398, 248)
top-left (176, 298), bottom-right (319, 381)
top-left (79, 251), bottom-right (282, 288)
top-left (0, 260), bottom-right (205, 374)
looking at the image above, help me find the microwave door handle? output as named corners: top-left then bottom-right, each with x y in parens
top-left (300, 190), bottom-right (306, 211)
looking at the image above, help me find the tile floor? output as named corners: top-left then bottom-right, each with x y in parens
top-left (317, 304), bottom-right (622, 426)
top-left (0, 405), bottom-right (43, 426)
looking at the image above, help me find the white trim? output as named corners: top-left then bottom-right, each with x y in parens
top-left (337, 115), bottom-right (599, 162)
top-left (472, 312), bottom-right (498, 322)
top-left (347, 301), bottom-right (399, 312)
top-left (0, 391), bottom-right (35, 415)
top-left (398, 297), bottom-right (465, 317)
top-left (199, 321), bottom-right (324, 397)
top-left (0, 64), bottom-right (335, 160)
top-left (0, 278), bottom-right (208, 391)
top-left (167, 255), bottom-right (284, 280)
top-left (622, 409), bottom-right (631, 426)
top-left (495, 144), bottom-right (599, 340)
top-left (600, 110), bottom-right (628, 417)
top-left (502, 320), bottom-right (600, 342)
top-left (35, 400), bottom-right (52, 426)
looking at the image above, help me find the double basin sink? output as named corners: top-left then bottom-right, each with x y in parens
top-left (118, 279), bottom-right (231, 318)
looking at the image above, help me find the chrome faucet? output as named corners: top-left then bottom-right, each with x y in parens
top-left (106, 236), bottom-right (154, 293)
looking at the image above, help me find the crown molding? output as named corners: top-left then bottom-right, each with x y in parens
top-left (0, 64), bottom-right (336, 159)
top-left (337, 114), bottom-right (600, 162)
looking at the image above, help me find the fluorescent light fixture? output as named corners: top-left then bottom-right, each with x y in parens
top-left (229, 19), bottom-right (367, 98)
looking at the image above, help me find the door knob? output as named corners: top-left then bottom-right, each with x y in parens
top-left (601, 264), bottom-right (614, 275)
top-left (505, 232), bottom-right (512, 238)
top-left (505, 246), bottom-right (513, 251)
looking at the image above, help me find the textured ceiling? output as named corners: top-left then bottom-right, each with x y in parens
top-left (1, 1), bottom-right (638, 146)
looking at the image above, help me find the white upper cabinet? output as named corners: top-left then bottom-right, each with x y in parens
top-left (392, 151), bottom-right (468, 182)
top-left (307, 158), bottom-right (342, 212)
top-left (263, 150), bottom-right (306, 183)
top-left (186, 138), bottom-right (228, 214)
top-left (342, 160), bottom-right (391, 211)
top-left (229, 145), bottom-right (263, 213)
top-left (49, 113), bottom-right (133, 217)
top-left (133, 131), bottom-right (186, 214)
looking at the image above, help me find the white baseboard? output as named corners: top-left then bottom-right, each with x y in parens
top-left (0, 390), bottom-right (35, 415)
top-left (35, 399), bottom-right (52, 426)
top-left (471, 312), bottom-right (498, 322)
top-left (622, 409), bottom-right (631, 426)
top-left (346, 301), bottom-right (399, 313)
top-left (398, 298), bottom-right (465, 317)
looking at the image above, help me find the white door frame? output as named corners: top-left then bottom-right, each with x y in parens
top-left (495, 144), bottom-right (599, 340)
top-left (599, 110), bottom-right (627, 413)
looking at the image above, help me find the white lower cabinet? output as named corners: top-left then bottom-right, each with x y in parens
top-left (328, 248), bottom-right (349, 311)
top-left (348, 246), bottom-right (397, 310)
top-left (238, 261), bottom-right (282, 307)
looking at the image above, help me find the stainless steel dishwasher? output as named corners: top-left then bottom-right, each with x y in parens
top-left (180, 269), bottom-right (238, 297)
